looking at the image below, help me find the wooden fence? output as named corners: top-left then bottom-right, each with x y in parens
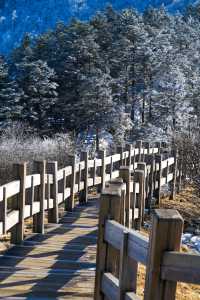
top-left (95, 179), bottom-right (200, 300)
top-left (0, 140), bottom-right (183, 244)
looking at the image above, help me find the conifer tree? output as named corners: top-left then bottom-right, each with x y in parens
top-left (16, 59), bottom-right (58, 131)
top-left (0, 56), bottom-right (23, 125)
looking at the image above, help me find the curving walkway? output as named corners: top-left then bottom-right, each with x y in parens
top-left (0, 197), bottom-right (99, 299)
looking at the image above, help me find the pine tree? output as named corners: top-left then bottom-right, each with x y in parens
top-left (16, 59), bottom-right (58, 131)
top-left (0, 56), bottom-right (23, 126)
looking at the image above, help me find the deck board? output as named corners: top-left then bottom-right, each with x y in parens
top-left (0, 198), bottom-right (99, 299)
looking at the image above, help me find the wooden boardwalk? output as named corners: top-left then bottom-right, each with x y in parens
top-left (0, 198), bottom-right (98, 299)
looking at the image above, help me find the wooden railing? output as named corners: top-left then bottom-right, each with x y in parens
top-left (0, 141), bottom-right (183, 245)
top-left (95, 178), bottom-right (200, 300)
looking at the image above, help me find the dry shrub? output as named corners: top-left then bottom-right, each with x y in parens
top-left (0, 123), bottom-right (75, 184)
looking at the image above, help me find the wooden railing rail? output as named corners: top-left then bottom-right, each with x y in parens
top-left (0, 141), bottom-right (184, 244)
top-left (95, 182), bottom-right (200, 300)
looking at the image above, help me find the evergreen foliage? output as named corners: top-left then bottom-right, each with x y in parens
top-left (1, 5), bottom-right (200, 141)
top-left (0, 56), bottom-right (23, 125)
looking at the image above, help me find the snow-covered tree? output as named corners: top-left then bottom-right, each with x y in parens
top-left (16, 59), bottom-right (58, 131)
top-left (0, 56), bottom-right (23, 125)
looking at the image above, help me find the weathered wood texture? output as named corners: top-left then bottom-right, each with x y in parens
top-left (0, 141), bottom-right (189, 299)
top-left (0, 142), bottom-right (179, 239)
top-left (95, 183), bottom-right (200, 300)
top-left (0, 198), bottom-right (98, 299)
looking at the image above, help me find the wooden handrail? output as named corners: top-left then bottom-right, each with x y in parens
top-left (0, 142), bottom-right (183, 241)
top-left (95, 180), bottom-right (200, 300)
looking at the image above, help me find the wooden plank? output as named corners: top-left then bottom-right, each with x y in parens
top-left (77, 163), bottom-right (81, 192)
top-left (25, 174), bottom-right (41, 189)
top-left (30, 175), bottom-right (35, 216)
top-left (2, 186), bottom-right (7, 234)
top-left (102, 274), bottom-right (140, 300)
top-left (0, 180), bottom-right (20, 202)
top-left (105, 220), bottom-right (148, 265)
top-left (112, 153), bottom-right (121, 163)
top-left (161, 251), bottom-right (200, 284)
top-left (170, 149), bottom-right (178, 199)
top-left (99, 150), bottom-right (106, 189)
top-left (119, 231), bottom-right (138, 297)
top-left (128, 229), bottom-right (148, 265)
top-left (1, 198), bottom-right (98, 299)
top-left (161, 159), bottom-right (168, 169)
top-left (47, 161), bottom-right (59, 223)
top-left (57, 169), bottom-right (64, 181)
top-left (57, 166), bottom-right (72, 181)
top-left (112, 170), bottom-right (119, 179)
top-left (160, 177), bottom-right (166, 187)
top-left (95, 177), bottom-right (101, 185)
top-left (155, 155), bottom-right (162, 205)
top-left (7, 210), bottom-right (19, 232)
top-left (68, 155), bottom-right (76, 211)
top-left (105, 156), bottom-right (111, 165)
top-left (167, 173), bottom-right (173, 183)
top-left (168, 157), bottom-right (175, 166)
top-left (45, 173), bottom-right (53, 184)
top-left (125, 292), bottom-right (141, 300)
top-left (93, 158), bottom-right (97, 186)
top-left (101, 273), bottom-right (119, 300)
top-left (88, 159), bottom-right (94, 169)
top-left (80, 152), bottom-right (89, 203)
top-left (33, 161), bottom-right (46, 234)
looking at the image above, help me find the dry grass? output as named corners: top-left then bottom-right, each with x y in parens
top-left (159, 186), bottom-right (200, 299)
top-left (160, 186), bottom-right (200, 223)
top-left (136, 264), bottom-right (200, 300)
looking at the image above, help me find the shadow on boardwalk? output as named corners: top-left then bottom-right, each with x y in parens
top-left (0, 198), bottom-right (98, 299)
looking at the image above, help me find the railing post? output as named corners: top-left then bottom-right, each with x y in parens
top-left (155, 141), bottom-right (161, 154)
top-left (170, 149), bottom-right (178, 200)
top-left (33, 161), bottom-right (46, 234)
top-left (144, 209), bottom-right (183, 300)
top-left (106, 178), bottom-right (126, 225)
top-left (148, 155), bottom-right (155, 208)
top-left (80, 151), bottom-right (89, 203)
top-left (137, 163), bottom-right (147, 224)
top-left (47, 161), bottom-right (59, 223)
top-left (136, 140), bottom-right (142, 162)
top-left (30, 175), bottom-right (35, 216)
top-left (95, 186), bottom-right (123, 300)
top-left (143, 141), bottom-right (150, 162)
top-left (126, 144), bottom-right (132, 169)
top-left (63, 169), bottom-right (66, 203)
top-left (109, 155), bottom-right (113, 179)
top-left (1, 187), bottom-right (7, 235)
top-left (10, 162), bottom-right (26, 244)
top-left (119, 166), bottom-right (131, 228)
top-left (177, 152), bottom-right (183, 193)
top-left (133, 169), bottom-right (145, 230)
top-left (93, 157), bottom-right (97, 186)
top-left (165, 158), bottom-right (169, 184)
top-left (155, 154), bottom-right (162, 205)
top-left (117, 145), bottom-right (124, 166)
top-left (67, 155), bottom-right (76, 211)
top-left (99, 149), bottom-right (106, 190)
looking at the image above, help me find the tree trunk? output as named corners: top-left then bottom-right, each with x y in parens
top-left (142, 94), bottom-right (145, 124)
top-left (149, 96), bottom-right (152, 121)
top-left (96, 127), bottom-right (100, 152)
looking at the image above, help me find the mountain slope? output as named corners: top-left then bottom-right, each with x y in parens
top-left (0, 0), bottom-right (198, 54)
